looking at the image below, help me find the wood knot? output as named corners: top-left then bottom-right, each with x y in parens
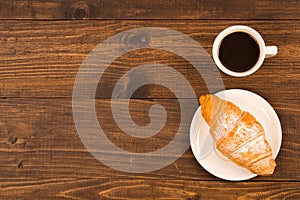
top-left (8, 136), bottom-right (18, 145)
top-left (121, 31), bottom-right (150, 50)
top-left (17, 160), bottom-right (25, 169)
top-left (67, 1), bottom-right (90, 19)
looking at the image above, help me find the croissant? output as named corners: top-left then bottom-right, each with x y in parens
top-left (199, 94), bottom-right (276, 176)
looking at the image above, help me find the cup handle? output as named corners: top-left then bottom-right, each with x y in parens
top-left (265, 46), bottom-right (278, 58)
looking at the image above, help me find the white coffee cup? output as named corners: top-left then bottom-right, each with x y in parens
top-left (212, 25), bottom-right (277, 77)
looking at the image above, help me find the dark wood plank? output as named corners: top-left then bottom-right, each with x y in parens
top-left (0, 0), bottom-right (299, 20)
top-left (0, 177), bottom-right (299, 199)
top-left (0, 98), bottom-right (299, 182)
top-left (0, 20), bottom-right (299, 99)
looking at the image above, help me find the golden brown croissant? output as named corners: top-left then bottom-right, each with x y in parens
top-left (199, 94), bottom-right (276, 176)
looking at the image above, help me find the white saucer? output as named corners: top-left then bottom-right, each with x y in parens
top-left (190, 89), bottom-right (282, 181)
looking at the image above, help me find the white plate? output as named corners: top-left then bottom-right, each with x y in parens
top-left (190, 89), bottom-right (282, 181)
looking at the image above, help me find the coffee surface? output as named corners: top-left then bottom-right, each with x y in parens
top-left (219, 32), bottom-right (260, 72)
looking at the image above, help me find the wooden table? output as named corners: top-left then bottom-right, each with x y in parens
top-left (0, 0), bottom-right (299, 199)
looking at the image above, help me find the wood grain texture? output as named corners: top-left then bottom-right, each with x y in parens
top-left (0, 178), bottom-right (299, 199)
top-left (0, 0), bottom-right (299, 20)
top-left (0, 2), bottom-right (299, 198)
top-left (0, 98), bottom-right (299, 182)
top-left (0, 20), bottom-right (299, 98)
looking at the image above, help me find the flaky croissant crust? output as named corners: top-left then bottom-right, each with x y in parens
top-left (200, 94), bottom-right (276, 176)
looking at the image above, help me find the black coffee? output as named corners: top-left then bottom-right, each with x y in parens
top-left (219, 32), bottom-right (260, 72)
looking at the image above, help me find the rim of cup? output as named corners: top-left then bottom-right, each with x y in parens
top-left (212, 25), bottom-right (266, 77)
